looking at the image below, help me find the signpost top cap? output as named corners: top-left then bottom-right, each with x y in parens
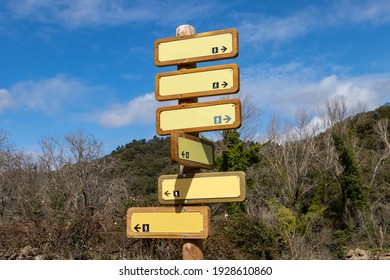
top-left (176, 25), bottom-right (195, 36)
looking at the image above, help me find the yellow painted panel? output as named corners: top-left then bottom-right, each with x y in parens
top-left (178, 136), bottom-right (214, 166)
top-left (158, 33), bottom-right (233, 62)
top-left (154, 28), bottom-right (238, 66)
top-left (161, 175), bottom-right (241, 201)
top-left (159, 67), bottom-right (234, 97)
top-left (130, 212), bottom-right (204, 233)
top-left (160, 103), bottom-right (236, 131)
top-left (127, 206), bottom-right (210, 238)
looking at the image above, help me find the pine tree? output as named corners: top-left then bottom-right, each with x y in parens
top-left (216, 130), bottom-right (259, 216)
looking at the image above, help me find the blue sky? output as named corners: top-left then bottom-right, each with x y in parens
top-left (1, 0), bottom-right (389, 155)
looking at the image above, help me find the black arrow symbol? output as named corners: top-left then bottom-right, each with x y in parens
top-left (222, 81), bottom-right (228, 88)
top-left (223, 115), bottom-right (232, 123)
top-left (134, 224), bottom-right (141, 232)
top-left (181, 151), bottom-right (189, 159)
top-left (164, 191), bottom-right (170, 197)
top-left (221, 46), bottom-right (227, 52)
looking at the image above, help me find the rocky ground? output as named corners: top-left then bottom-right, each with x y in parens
top-left (0, 245), bottom-right (58, 260)
top-left (345, 248), bottom-right (390, 260)
top-left (1, 246), bottom-right (390, 260)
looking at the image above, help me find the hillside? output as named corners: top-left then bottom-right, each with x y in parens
top-left (0, 104), bottom-right (389, 260)
top-left (111, 136), bottom-right (178, 196)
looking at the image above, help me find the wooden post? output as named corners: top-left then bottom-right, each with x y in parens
top-left (176, 24), bottom-right (204, 260)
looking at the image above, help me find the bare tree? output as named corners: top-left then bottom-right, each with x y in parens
top-left (325, 96), bottom-right (347, 129)
top-left (237, 91), bottom-right (262, 142)
top-left (361, 117), bottom-right (390, 249)
top-left (261, 109), bottom-right (318, 208)
top-left (370, 118), bottom-right (390, 188)
top-left (38, 131), bottom-right (127, 218)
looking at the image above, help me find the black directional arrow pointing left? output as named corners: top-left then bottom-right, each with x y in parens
top-left (181, 151), bottom-right (189, 159)
top-left (134, 224), bottom-right (141, 232)
top-left (164, 191), bottom-right (170, 197)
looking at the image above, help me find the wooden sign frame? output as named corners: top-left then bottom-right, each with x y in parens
top-left (155, 64), bottom-right (240, 101)
top-left (171, 132), bottom-right (215, 169)
top-left (154, 28), bottom-right (238, 66)
top-left (127, 206), bottom-right (210, 239)
top-left (156, 98), bottom-right (242, 135)
top-left (158, 171), bottom-right (247, 205)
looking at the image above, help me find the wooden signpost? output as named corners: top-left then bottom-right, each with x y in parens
top-left (171, 132), bottom-right (215, 169)
top-left (127, 25), bottom-right (244, 260)
top-left (156, 99), bottom-right (241, 135)
top-left (158, 171), bottom-right (246, 205)
top-left (154, 28), bottom-right (238, 66)
top-left (155, 64), bottom-right (239, 101)
top-left (127, 206), bottom-right (210, 239)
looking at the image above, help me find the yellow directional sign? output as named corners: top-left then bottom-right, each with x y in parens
top-left (171, 133), bottom-right (214, 169)
top-left (155, 64), bottom-right (239, 101)
top-left (127, 206), bottom-right (210, 239)
top-left (156, 99), bottom-right (241, 135)
top-left (158, 171), bottom-right (246, 205)
top-left (154, 28), bottom-right (238, 66)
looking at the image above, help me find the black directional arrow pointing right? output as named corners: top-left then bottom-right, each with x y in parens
top-left (221, 46), bottom-right (227, 52)
top-left (134, 224), bottom-right (141, 232)
top-left (222, 81), bottom-right (228, 88)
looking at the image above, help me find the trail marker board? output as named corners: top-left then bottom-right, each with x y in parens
top-left (158, 171), bottom-right (246, 205)
top-left (154, 28), bottom-right (238, 66)
top-left (127, 206), bottom-right (210, 239)
top-left (156, 99), bottom-right (241, 135)
top-left (171, 132), bottom-right (214, 169)
top-left (155, 64), bottom-right (239, 101)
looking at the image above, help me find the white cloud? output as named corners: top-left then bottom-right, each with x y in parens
top-left (0, 89), bottom-right (15, 112)
top-left (242, 63), bottom-right (390, 122)
top-left (333, 0), bottom-right (390, 25)
top-left (238, 0), bottom-right (390, 45)
top-left (1, 75), bottom-right (103, 119)
top-left (312, 74), bottom-right (389, 112)
top-left (98, 93), bottom-right (163, 127)
top-left (9, 75), bottom-right (91, 114)
top-left (239, 9), bottom-right (316, 45)
top-left (252, 68), bottom-right (390, 143)
top-left (7, 0), bottom-right (152, 27)
top-left (5, 0), bottom-right (220, 28)
top-left (121, 74), bottom-right (141, 81)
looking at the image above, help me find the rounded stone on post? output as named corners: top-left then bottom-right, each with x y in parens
top-left (176, 25), bottom-right (195, 36)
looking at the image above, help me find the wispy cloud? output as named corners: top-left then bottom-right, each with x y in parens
top-left (98, 93), bottom-right (161, 127)
top-left (5, 0), bottom-right (220, 29)
top-left (333, 0), bottom-right (390, 25)
top-left (0, 89), bottom-right (15, 112)
top-left (238, 0), bottom-right (390, 45)
top-left (7, 0), bottom-right (152, 28)
top-left (121, 74), bottom-right (141, 81)
top-left (1, 75), bottom-right (99, 116)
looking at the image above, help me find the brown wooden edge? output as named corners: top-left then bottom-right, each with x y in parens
top-left (156, 98), bottom-right (242, 135)
top-left (170, 132), bottom-right (215, 169)
top-left (126, 206), bottom-right (210, 239)
top-left (155, 63), bottom-right (240, 101)
top-left (157, 171), bottom-right (247, 205)
top-left (154, 28), bottom-right (238, 67)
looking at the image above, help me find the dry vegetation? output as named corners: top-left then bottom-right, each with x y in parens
top-left (1, 99), bottom-right (389, 259)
